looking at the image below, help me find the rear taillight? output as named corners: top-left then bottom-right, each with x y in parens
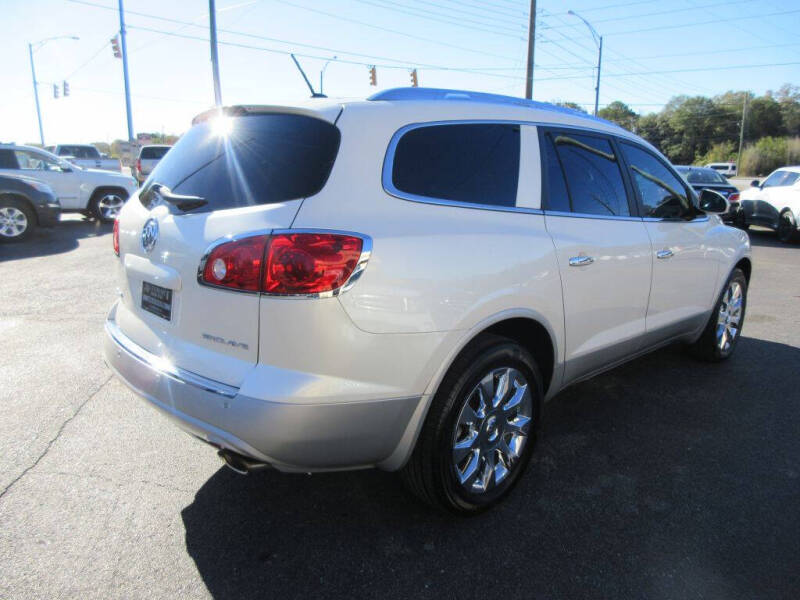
top-left (728, 192), bottom-right (740, 203)
top-left (264, 233), bottom-right (363, 295)
top-left (199, 231), bottom-right (368, 296)
top-left (202, 235), bottom-right (267, 292)
top-left (113, 219), bottom-right (120, 256)
top-left (136, 159), bottom-right (141, 174)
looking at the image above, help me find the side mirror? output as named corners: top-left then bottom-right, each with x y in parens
top-left (699, 188), bottom-right (729, 214)
top-left (750, 179), bottom-right (761, 188)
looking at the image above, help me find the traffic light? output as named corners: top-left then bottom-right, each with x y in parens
top-left (110, 35), bottom-right (121, 59)
top-left (368, 65), bottom-right (377, 87)
top-left (53, 83), bottom-right (59, 99)
top-left (410, 69), bottom-right (418, 87)
top-left (63, 80), bottom-right (69, 97)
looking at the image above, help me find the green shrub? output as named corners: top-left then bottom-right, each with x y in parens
top-left (695, 140), bottom-right (737, 165)
top-left (739, 136), bottom-right (800, 175)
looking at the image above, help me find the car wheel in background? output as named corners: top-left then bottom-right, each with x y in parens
top-left (401, 334), bottom-right (542, 514)
top-left (0, 196), bottom-right (35, 243)
top-left (91, 189), bottom-right (128, 223)
top-left (777, 209), bottom-right (798, 243)
top-left (733, 210), bottom-right (749, 231)
top-left (689, 268), bottom-right (747, 362)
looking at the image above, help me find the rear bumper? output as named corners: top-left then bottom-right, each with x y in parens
top-left (103, 313), bottom-right (421, 472)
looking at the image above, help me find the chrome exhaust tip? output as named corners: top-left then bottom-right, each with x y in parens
top-left (217, 449), bottom-right (269, 475)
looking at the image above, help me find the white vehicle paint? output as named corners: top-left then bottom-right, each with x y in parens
top-left (0, 144), bottom-right (137, 221)
top-left (45, 144), bottom-right (121, 172)
top-left (103, 88), bottom-right (751, 513)
top-left (738, 166), bottom-right (800, 242)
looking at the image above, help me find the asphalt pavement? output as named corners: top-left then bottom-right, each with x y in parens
top-left (0, 216), bottom-right (798, 599)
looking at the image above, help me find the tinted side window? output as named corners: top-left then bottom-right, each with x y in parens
top-left (540, 133), bottom-right (570, 212)
top-left (552, 133), bottom-right (629, 216)
top-left (762, 170), bottom-right (799, 188)
top-left (391, 124), bottom-right (520, 207)
top-left (0, 150), bottom-right (19, 169)
top-left (621, 143), bottom-right (693, 219)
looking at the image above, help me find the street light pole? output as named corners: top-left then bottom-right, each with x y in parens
top-left (568, 10), bottom-right (602, 116)
top-left (28, 43), bottom-right (44, 146)
top-left (320, 56), bottom-right (336, 96)
top-left (209, 0), bottom-right (223, 107)
top-left (118, 0), bottom-right (135, 141)
top-left (27, 36), bottom-right (79, 146)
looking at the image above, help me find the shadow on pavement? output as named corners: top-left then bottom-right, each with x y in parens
top-left (0, 216), bottom-right (111, 261)
top-left (747, 227), bottom-right (798, 248)
top-left (182, 337), bottom-right (799, 599)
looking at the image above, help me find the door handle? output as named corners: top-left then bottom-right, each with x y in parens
top-left (568, 255), bottom-right (594, 267)
top-left (656, 249), bottom-right (674, 259)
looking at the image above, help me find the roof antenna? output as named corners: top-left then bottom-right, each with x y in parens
top-left (290, 54), bottom-right (326, 98)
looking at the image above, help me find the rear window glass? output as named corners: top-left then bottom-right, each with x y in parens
top-left (390, 123), bottom-right (520, 208)
top-left (140, 113), bottom-right (340, 213)
top-left (59, 145), bottom-right (99, 159)
top-left (678, 168), bottom-right (727, 184)
top-left (140, 146), bottom-right (170, 160)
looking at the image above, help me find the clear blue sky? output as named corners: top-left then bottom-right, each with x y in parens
top-left (1, 0), bottom-right (798, 144)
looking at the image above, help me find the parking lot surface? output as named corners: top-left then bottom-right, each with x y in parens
top-left (1, 217), bottom-right (798, 599)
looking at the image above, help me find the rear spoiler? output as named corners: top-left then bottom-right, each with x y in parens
top-left (191, 104), bottom-right (342, 126)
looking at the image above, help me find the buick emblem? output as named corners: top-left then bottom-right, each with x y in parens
top-left (141, 218), bottom-right (159, 253)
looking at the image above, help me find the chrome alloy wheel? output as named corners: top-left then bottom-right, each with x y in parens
top-left (98, 194), bottom-right (124, 220)
top-left (717, 280), bottom-right (743, 353)
top-left (0, 206), bottom-right (28, 238)
top-left (452, 367), bottom-right (533, 494)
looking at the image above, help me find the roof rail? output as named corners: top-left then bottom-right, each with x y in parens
top-left (368, 87), bottom-right (616, 126)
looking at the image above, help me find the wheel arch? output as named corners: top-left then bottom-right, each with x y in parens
top-left (0, 192), bottom-right (38, 226)
top-left (378, 310), bottom-right (561, 472)
top-left (89, 185), bottom-right (129, 205)
top-left (735, 256), bottom-right (752, 283)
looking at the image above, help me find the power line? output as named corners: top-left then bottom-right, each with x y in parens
top-left (605, 7), bottom-right (800, 36)
top-left (535, 61), bottom-right (800, 81)
top-left (403, 0), bottom-right (528, 28)
top-left (63, 39), bottom-right (111, 80)
top-left (64, 0), bottom-right (524, 63)
top-left (347, 0), bottom-right (525, 38)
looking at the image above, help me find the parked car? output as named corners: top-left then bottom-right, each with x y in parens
top-left (738, 166), bottom-right (800, 242)
top-left (104, 88), bottom-right (751, 514)
top-left (705, 162), bottom-right (737, 178)
top-left (135, 145), bottom-right (171, 184)
top-left (675, 165), bottom-right (741, 224)
top-left (0, 144), bottom-right (137, 222)
top-left (0, 173), bottom-right (61, 242)
top-left (45, 144), bottom-right (121, 172)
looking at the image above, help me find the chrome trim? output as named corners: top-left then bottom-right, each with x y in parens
top-left (196, 228), bottom-right (373, 299)
top-left (105, 319), bottom-right (239, 399)
top-left (642, 216), bottom-right (710, 223)
top-left (568, 255), bottom-right (594, 267)
top-left (545, 210), bottom-right (641, 222)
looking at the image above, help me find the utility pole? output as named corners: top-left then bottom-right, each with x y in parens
top-left (28, 43), bottom-right (44, 146)
top-left (118, 0), bottom-right (134, 141)
top-left (525, 0), bottom-right (536, 100)
top-left (737, 94), bottom-right (748, 176)
top-left (209, 0), bottom-right (223, 107)
top-left (568, 10), bottom-right (602, 116)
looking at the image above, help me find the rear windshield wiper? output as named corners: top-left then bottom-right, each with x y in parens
top-left (151, 183), bottom-right (208, 212)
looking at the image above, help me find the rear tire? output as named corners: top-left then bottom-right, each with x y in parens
top-left (688, 268), bottom-right (747, 362)
top-left (400, 334), bottom-right (542, 515)
top-left (90, 188), bottom-right (128, 223)
top-left (0, 196), bottom-right (35, 243)
top-left (777, 209), bottom-right (798, 243)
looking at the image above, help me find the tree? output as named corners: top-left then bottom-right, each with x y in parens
top-left (552, 101), bottom-right (587, 113)
top-left (597, 101), bottom-right (638, 131)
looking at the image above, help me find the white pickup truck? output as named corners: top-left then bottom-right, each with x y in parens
top-left (45, 144), bottom-right (121, 172)
top-left (0, 144), bottom-right (138, 222)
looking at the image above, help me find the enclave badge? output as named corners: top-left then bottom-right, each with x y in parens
top-left (141, 218), bottom-right (159, 253)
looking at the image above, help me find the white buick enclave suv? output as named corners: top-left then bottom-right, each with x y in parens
top-left (104, 88), bottom-right (751, 513)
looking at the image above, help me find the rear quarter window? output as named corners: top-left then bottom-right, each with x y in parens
top-left (140, 147), bottom-right (170, 160)
top-left (140, 113), bottom-right (341, 213)
top-left (389, 123), bottom-right (520, 208)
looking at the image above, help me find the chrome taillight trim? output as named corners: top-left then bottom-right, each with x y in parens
top-left (196, 228), bottom-right (373, 299)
